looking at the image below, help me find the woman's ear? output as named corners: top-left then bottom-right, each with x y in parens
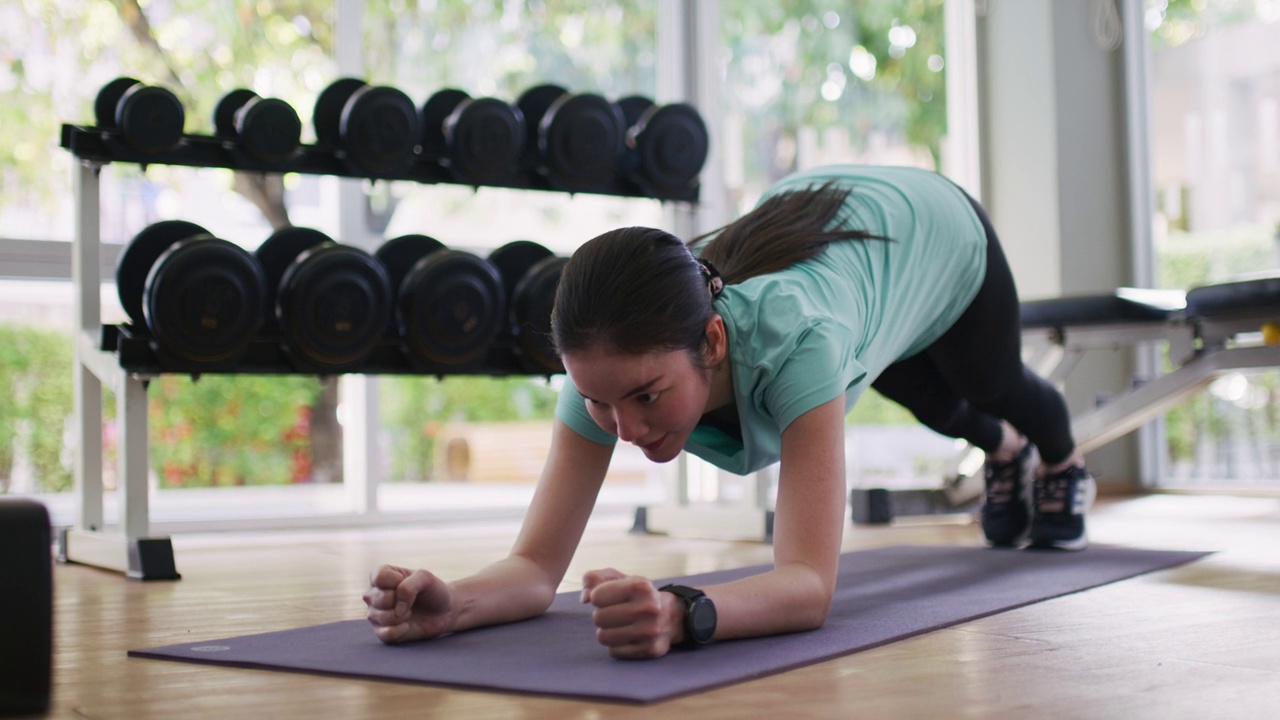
top-left (702, 314), bottom-right (728, 367)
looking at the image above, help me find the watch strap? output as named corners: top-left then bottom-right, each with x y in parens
top-left (658, 584), bottom-right (714, 648)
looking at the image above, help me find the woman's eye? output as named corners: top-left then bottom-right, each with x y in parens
top-left (636, 392), bottom-right (659, 405)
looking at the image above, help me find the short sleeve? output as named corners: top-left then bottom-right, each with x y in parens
top-left (554, 376), bottom-right (620, 446)
top-left (762, 320), bottom-right (867, 431)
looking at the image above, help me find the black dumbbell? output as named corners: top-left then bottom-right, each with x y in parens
top-left (516, 84), bottom-right (625, 192)
top-left (256, 227), bottom-right (393, 372)
top-left (213, 88), bottom-right (302, 165)
top-left (616, 95), bottom-right (709, 197)
top-left (94, 76), bottom-right (185, 154)
top-left (419, 88), bottom-right (525, 185)
top-left (116, 220), bottom-right (267, 367)
top-left (0, 498), bottom-right (52, 716)
top-left (514, 84), bottom-right (567, 170)
top-left (376, 234), bottom-right (505, 368)
top-left (488, 240), bottom-right (569, 374)
top-left (312, 77), bottom-right (420, 175)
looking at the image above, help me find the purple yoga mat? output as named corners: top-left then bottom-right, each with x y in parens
top-left (130, 545), bottom-right (1207, 703)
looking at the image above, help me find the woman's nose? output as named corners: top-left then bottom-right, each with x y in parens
top-left (613, 407), bottom-right (647, 443)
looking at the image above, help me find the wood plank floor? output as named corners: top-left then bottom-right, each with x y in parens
top-left (46, 493), bottom-right (1280, 719)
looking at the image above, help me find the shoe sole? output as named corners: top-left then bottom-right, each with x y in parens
top-left (1027, 534), bottom-right (1089, 551)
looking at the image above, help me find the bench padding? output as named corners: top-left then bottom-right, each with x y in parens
top-left (1185, 274), bottom-right (1280, 319)
top-left (1020, 291), bottom-right (1181, 329)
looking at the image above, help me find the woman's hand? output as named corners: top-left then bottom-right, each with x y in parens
top-left (363, 565), bottom-right (454, 644)
top-left (581, 568), bottom-right (682, 659)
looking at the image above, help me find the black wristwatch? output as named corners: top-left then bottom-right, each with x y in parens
top-left (659, 584), bottom-right (717, 648)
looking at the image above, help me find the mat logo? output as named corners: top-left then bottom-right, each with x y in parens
top-left (190, 645), bottom-right (231, 652)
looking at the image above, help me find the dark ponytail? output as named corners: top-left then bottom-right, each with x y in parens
top-left (551, 182), bottom-right (883, 361)
top-left (692, 181), bottom-right (885, 284)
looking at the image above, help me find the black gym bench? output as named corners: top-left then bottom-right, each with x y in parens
top-left (850, 273), bottom-right (1280, 524)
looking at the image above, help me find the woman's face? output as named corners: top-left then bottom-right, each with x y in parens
top-left (562, 344), bottom-right (714, 464)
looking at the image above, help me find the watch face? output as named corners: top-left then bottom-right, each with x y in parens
top-left (688, 596), bottom-right (718, 643)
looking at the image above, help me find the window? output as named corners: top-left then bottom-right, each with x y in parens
top-left (1, 3), bottom-right (341, 525)
top-left (716, 0), bottom-right (958, 493)
top-left (1147, 0), bottom-right (1280, 487)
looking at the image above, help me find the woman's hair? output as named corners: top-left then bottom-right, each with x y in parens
top-left (692, 181), bottom-right (884, 284)
top-left (551, 182), bottom-right (883, 360)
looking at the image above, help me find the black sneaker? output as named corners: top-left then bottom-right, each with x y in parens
top-left (980, 442), bottom-right (1037, 547)
top-left (1028, 465), bottom-right (1097, 551)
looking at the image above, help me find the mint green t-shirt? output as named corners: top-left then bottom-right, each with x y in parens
top-left (555, 165), bottom-right (988, 475)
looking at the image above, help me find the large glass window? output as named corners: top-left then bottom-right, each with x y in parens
top-left (1147, 0), bottom-right (1280, 488)
top-left (361, 2), bottom-right (666, 505)
top-left (1, 2), bottom-right (341, 523)
top-left (717, 0), bottom-right (956, 493)
top-left (3, 1), bottom-right (964, 521)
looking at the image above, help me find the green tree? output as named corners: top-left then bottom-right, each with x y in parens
top-left (723, 0), bottom-right (948, 187)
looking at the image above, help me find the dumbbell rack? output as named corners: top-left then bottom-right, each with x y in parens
top-left (60, 125), bottom-right (701, 203)
top-left (60, 123), bottom-right (701, 580)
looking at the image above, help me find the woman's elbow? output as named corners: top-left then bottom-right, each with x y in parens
top-left (531, 584), bottom-right (558, 615)
top-left (799, 602), bottom-right (832, 631)
top-left (794, 583), bottom-right (835, 631)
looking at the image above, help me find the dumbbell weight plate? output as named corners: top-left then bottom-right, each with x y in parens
top-left (255, 227), bottom-right (332, 332)
top-left (615, 94), bottom-right (655, 131)
top-left (515, 84), bottom-right (568, 167)
top-left (144, 236), bottom-right (267, 366)
top-left (446, 97), bottom-right (525, 185)
top-left (339, 85), bottom-right (421, 175)
top-left (213, 88), bottom-right (260, 137)
top-left (419, 88), bottom-right (471, 160)
top-left (376, 233), bottom-right (448, 294)
top-left (237, 97), bottom-right (303, 164)
top-left (540, 94), bottom-right (625, 192)
top-left (116, 84), bottom-right (186, 154)
top-left (116, 220), bottom-right (211, 329)
top-left (400, 250), bottom-right (505, 367)
top-left (488, 240), bottom-right (554, 314)
top-left (277, 244), bottom-right (392, 370)
top-left (94, 76), bottom-right (143, 129)
top-left (312, 77), bottom-right (368, 147)
top-left (633, 103), bottom-right (709, 196)
top-left (512, 255), bottom-right (569, 373)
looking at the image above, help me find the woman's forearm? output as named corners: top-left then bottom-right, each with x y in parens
top-left (701, 561), bottom-right (835, 641)
top-left (445, 554), bottom-right (561, 633)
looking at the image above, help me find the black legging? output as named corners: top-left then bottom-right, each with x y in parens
top-left (869, 195), bottom-right (1076, 465)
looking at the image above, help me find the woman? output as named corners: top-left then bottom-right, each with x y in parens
top-left (364, 164), bottom-right (1095, 659)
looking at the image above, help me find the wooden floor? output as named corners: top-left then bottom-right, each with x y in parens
top-left (47, 493), bottom-right (1280, 719)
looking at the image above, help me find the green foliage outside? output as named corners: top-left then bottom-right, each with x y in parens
top-left (148, 374), bottom-right (326, 487)
top-left (0, 324), bottom-right (75, 492)
top-left (1, 0), bottom-right (339, 219)
top-left (0, 321), bottom-right (330, 493)
top-left (723, 0), bottom-right (947, 191)
top-left (1157, 224), bottom-right (1280, 466)
top-left (363, 0), bottom-right (657, 101)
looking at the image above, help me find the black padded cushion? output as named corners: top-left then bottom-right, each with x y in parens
top-left (1185, 273), bottom-right (1280, 319)
top-left (1020, 290), bottom-right (1182, 329)
top-left (0, 498), bottom-right (52, 715)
